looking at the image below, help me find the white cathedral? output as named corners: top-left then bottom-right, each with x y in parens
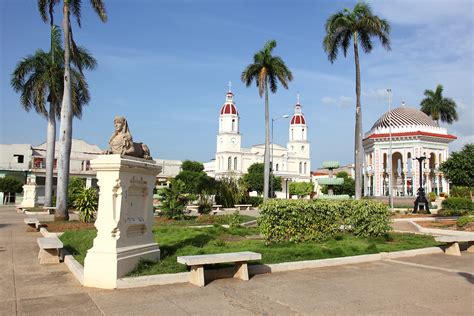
top-left (204, 88), bottom-right (311, 196)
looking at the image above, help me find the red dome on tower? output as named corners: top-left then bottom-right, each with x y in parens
top-left (220, 102), bottom-right (238, 115)
top-left (220, 89), bottom-right (238, 115)
top-left (290, 103), bottom-right (306, 125)
top-left (290, 114), bottom-right (306, 125)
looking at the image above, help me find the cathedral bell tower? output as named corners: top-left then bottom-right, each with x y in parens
top-left (287, 94), bottom-right (311, 173)
top-left (216, 83), bottom-right (241, 173)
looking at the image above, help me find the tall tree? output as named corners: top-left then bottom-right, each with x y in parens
top-left (38, 0), bottom-right (107, 220)
top-left (241, 40), bottom-right (293, 200)
top-left (439, 144), bottom-right (474, 200)
top-left (11, 26), bottom-right (96, 210)
top-left (323, 2), bottom-right (390, 200)
top-left (420, 84), bottom-right (458, 124)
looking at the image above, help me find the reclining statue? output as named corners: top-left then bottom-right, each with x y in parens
top-left (104, 116), bottom-right (152, 160)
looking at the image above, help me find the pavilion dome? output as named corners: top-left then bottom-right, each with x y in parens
top-left (371, 107), bottom-right (438, 130)
top-left (365, 105), bottom-right (453, 139)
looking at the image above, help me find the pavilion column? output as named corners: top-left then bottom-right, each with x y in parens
top-left (403, 171), bottom-right (408, 196)
top-left (436, 173), bottom-right (440, 195)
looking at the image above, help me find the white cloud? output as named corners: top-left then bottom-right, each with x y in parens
top-left (370, 0), bottom-right (473, 25)
top-left (321, 96), bottom-right (353, 108)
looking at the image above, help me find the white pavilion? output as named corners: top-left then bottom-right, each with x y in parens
top-left (363, 105), bottom-right (456, 198)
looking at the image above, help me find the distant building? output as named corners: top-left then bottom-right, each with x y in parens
top-left (0, 139), bottom-right (182, 204)
top-left (0, 139), bottom-right (102, 204)
top-left (363, 105), bottom-right (456, 197)
top-left (204, 88), bottom-right (311, 197)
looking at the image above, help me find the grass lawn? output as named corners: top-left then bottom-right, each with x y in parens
top-left (60, 221), bottom-right (440, 277)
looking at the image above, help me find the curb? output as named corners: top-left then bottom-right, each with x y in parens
top-left (34, 220), bottom-right (448, 289)
top-left (95, 246), bottom-right (444, 289)
top-left (392, 216), bottom-right (459, 222)
top-left (409, 221), bottom-right (474, 237)
top-left (63, 250), bottom-right (84, 285)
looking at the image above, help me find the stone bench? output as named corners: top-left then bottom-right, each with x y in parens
top-left (434, 235), bottom-right (474, 256)
top-left (210, 205), bottom-right (223, 214)
top-left (177, 251), bottom-right (262, 286)
top-left (42, 206), bottom-right (57, 214)
top-left (37, 237), bottom-right (63, 264)
top-left (24, 218), bottom-right (41, 231)
top-left (234, 204), bottom-right (252, 211)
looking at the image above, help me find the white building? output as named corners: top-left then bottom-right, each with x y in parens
top-left (363, 106), bottom-right (456, 198)
top-left (1, 139), bottom-right (182, 204)
top-left (204, 89), bottom-right (311, 196)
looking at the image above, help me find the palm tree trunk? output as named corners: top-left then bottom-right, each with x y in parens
top-left (263, 81), bottom-right (270, 200)
top-left (353, 33), bottom-right (363, 200)
top-left (44, 102), bottom-right (56, 207)
top-left (55, 3), bottom-right (72, 221)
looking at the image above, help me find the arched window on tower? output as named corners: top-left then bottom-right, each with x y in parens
top-left (304, 162), bottom-right (307, 174)
top-left (234, 157), bottom-right (237, 170)
top-left (232, 119), bottom-right (236, 132)
top-left (299, 162), bottom-right (302, 174)
top-left (276, 163), bottom-right (279, 171)
top-left (228, 157), bottom-right (232, 171)
top-left (291, 129), bottom-right (294, 140)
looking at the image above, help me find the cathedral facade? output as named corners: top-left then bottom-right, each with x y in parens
top-left (204, 89), bottom-right (311, 195)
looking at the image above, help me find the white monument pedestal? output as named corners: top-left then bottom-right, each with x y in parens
top-left (83, 155), bottom-right (162, 289)
top-left (21, 183), bottom-right (38, 208)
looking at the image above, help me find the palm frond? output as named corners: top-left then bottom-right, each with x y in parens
top-left (90, 0), bottom-right (107, 22)
top-left (70, 0), bottom-right (82, 27)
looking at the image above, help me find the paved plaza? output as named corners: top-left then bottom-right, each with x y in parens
top-left (0, 205), bottom-right (473, 315)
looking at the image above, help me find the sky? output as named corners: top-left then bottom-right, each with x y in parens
top-left (1, 0), bottom-right (473, 169)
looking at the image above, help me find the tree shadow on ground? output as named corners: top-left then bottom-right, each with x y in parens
top-left (458, 272), bottom-right (474, 284)
top-left (160, 233), bottom-right (214, 259)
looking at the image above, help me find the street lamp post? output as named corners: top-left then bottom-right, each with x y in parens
top-left (413, 156), bottom-right (430, 213)
top-left (271, 114), bottom-right (289, 198)
top-left (387, 89), bottom-right (393, 212)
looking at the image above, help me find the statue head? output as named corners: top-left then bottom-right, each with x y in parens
top-left (113, 116), bottom-right (130, 134)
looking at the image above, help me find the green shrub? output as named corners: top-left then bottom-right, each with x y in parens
top-left (258, 199), bottom-right (391, 243)
top-left (238, 195), bottom-right (263, 207)
top-left (428, 192), bottom-right (436, 202)
top-left (456, 216), bottom-right (474, 228)
top-left (215, 177), bottom-right (240, 208)
top-left (197, 195), bottom-right (213, 215)
top-left (437, 209), bottom-right (470, 216)
top-left (450, 186), bottom-right (471, 198)
top-left (229, 211), bottom-right (241, 228)
top-left (159, 179), bottom-right (189, 219)
top-left (67, 177), bottom-right (86, 210)
top-left (289, 182), bottom-right (314, 198)
top-left (74, 188), bottom-right (98, 223)
top-left (441, 197), bottom-right (473, 211)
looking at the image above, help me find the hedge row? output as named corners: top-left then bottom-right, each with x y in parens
top-left (441, 197), bottom-right (473, 212)
top-left (258, 199), bottom-right (391, 243)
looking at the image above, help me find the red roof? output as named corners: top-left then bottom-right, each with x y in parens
top-left (365, 131), bottom-right (457, 140)
top-left (220, 103), bottom-right (238, 115)
top-left (291, 114), bottom-right (306, 125)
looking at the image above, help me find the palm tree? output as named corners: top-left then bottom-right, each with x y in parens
top-left (323, 2), bottom-right (390, 200)
top-left (241, 40), bottom-right (293, 200)
top-left (11, 25), bottom-right (96, 213)
top-left (420, 84), bottom-right (458, 125)
top-left (38, 0), bottom-right (107, 221)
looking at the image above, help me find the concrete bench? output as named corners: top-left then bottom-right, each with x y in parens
top-left (24, 218), bottom-right (41, 231)
top-left (42, 206), bottom-right (57, 214)
top-left (434, 235), bottom-right (474, 256)
top-left (177, 251), bottom-right (262, 286)
top-left (37, 237), bottom-right (63, 264)
top-left (234, 204), bottom-right (252, 211)
top-left (210, 205), bottom-right (223, 215)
